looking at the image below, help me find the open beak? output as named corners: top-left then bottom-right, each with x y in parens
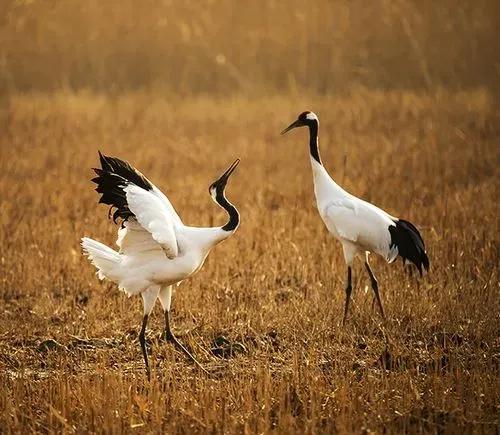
top-left (216, 158), bottom-right (240, 185)
top-left (280, 119), bottom-right (302, 135)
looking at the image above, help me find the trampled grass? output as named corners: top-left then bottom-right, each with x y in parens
top-left (0, 90), bottom-right (498, 432)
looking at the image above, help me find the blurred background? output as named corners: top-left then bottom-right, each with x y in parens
top-left (0, 0), bottom-right (498, 96)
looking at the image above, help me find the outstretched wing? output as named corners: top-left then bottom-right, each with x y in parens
top-left (92, 152), bottom-right (180, 258)
top-left (124, 184), bottom-right (178, 258)
top-left (150, 185), bottom-right (183, 227)
top-left (95, 151), bottom-right (182, 225)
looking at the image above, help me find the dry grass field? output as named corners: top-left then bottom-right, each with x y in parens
top-left (0, 0), bottom-right (499, 433)
top-left (0, 91), bottom-right (498, 433)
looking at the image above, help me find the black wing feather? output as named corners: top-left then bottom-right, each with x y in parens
top-left (389, 218), bottom-right (430, 275)
top-left (91, 152), bottom-right (153, 223)
top-left (98, 151), bottom-right (152, 191)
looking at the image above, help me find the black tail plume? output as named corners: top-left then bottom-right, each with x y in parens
top-left (388, 219), bottom-right (429, 275)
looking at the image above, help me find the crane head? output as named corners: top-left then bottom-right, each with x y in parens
top-left (281, 111), bottom-right (318, 135)
top-left (209, 158), bottom-right (240, 199)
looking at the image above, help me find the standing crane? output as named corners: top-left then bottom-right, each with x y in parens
top-left (82, 152), bottom-right (240, 376)
top-left (281, 111), bottom-right (429, 324)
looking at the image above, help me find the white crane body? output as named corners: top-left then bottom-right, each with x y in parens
top-left (311, 158), bottom-right (398, 264)
top-left (282, 111), bottom-right (429, 324)
top-left (83, 221), bottom-right (227, 296)
top-left (81, 152), bottom-right (240, 375)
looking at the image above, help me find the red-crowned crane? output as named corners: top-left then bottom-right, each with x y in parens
top-left (281, 111), bottom-right (429, 324)
top-left (82, 152), bottom-right (240, 376)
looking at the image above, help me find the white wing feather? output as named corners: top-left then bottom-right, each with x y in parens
top-left (116, 220), bottom-right (162, 255)
top-left (323, 198), bottom-right (395, 260)
top-left (124, 184), bottom-right (179, 258)
top-left (151, 185), bottom-right (183, 226)
top-left (323, 199), bottom-right (360, 242)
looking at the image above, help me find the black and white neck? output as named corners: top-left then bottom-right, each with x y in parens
top-left (305, 113), bottom-right (322, 165)
top-left (206, 158), bottom-right (240, 242)
top-left (213, 186), bottom-right (240, 232)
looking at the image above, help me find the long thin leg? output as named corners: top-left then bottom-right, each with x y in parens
top-left (139, 285), bottom-right (160, 379)
top-left (139, 314), bottom-right (150, 379)
top-left (342, 266), bottom-right (353, 326)
top-left (364, 257), bottom-right (386, 320)
top-left (158, 285), bottom-right (208, 375)
top-left (164, 311), bottom-right (209, 375)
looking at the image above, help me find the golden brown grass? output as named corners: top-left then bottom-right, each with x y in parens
top-left (0, 89), bottom-right (498, 433)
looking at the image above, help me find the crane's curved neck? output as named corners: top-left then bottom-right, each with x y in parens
top-left (216, 189), bottom-right (239, 232)
top-left (308, 121), bottom-right (322, 165)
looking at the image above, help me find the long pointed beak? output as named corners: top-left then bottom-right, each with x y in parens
top-left (280, 120), bottom-right (302, 135)
top-left (216, 158), bottom-right (240, 184)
